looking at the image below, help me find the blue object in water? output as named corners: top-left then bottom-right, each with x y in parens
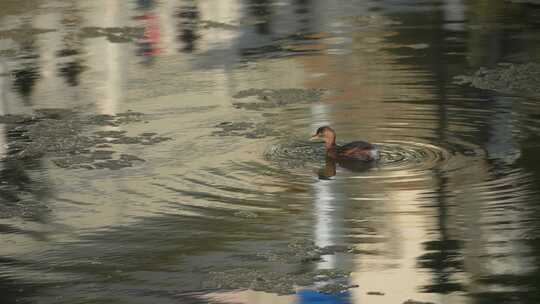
top-left (296, 289), bottom-right (351, 304)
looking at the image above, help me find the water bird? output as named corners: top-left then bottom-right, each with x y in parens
top-left (311, 126), bottom-right (379, 161)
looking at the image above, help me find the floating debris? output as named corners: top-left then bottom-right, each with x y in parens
top-left (212, 121), bottom-right (279, 139)
top-left (0, 109), bottom-right (171, 170)
top-left (0, 28), bottom-right (55, 44)
top-left (367, 291), bottom-right (385, 296)
top-left (206, 264), bottom-right (350, 295)
top-left (454, 63), bottom-right (540, 96)
top-left (201, 20), bottom-right (238, 30)
top-left (232, 88), bottom-right (327, 110)
top-left (0, 198), bottom-right (51, 220)
top-left (204, 239), bottom-right (359, 295)
top-left (79, 26), bottom-right (144, 43)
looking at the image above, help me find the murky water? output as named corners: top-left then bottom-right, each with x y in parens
top-left (2, 0), bottom-right (540, 303)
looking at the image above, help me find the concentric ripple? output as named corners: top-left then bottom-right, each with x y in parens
top-left (266, 139), bottom-right (461, 170)
top-left (264, 139), bottom-right (327, 167)
top-left (264, 138), bottom-right (485, 186)
top-left (376, 140), bottom-right (452, 171)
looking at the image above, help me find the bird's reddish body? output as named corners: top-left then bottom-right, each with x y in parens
top-left (312, 126), bottom-right (379, 162)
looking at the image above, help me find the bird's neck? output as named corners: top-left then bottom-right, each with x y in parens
top-left (325, 143), bottom-right (338, 159)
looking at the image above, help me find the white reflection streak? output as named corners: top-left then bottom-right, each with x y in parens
top-left (199, 0), bottom-right (241, 49)
top-left (84, 0), bottom-right (124, 116)
top-left (102, 1), bottom-right (121, 115)
top-left (313, 180), bottom-right (336, 269)
top-left (33, 8), bottom-right (65, 109)
top-left (35, 12), bottom-right (60, 93)
top-left (158, 0), bottom-right (178, 55)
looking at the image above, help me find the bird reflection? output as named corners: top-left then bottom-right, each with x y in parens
top-left (317, 156), bottom-right (337, 179)
top-left (317, 157), bottom-right (375, 179)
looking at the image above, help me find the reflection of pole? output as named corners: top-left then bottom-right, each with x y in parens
top-left (103, 0), bottom-right (122, 115)
top-left (430, 17), bottom-right (452, 293)
top-left (485, 97), bottom-right (519, 165)
top-left (34, 10), bottom-right (62, 105)
top-left (305, 104), bottom-right (351, 304)
top-left (442, 0), bottom-right (465, 31)
top-left (309, 178), bottom-right (350, 304)
top-left (176, 0), bottom-right (201, 53)
top-left (310, 104), bottom-right (340, 269)
top-left (158, 0), bottom-right (178, 55)
top-left (426, 9), bottom-right (462, 292)
top-left (82, 0), bottom-right (125, 116)
top-left (313, 180), bottom-right (337, 269)
top-left (0, 60), bottom-right (7, 160)
top-left (311, 105), bottom-right (336, 269)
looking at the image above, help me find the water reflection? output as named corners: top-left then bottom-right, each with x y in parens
top-left (317, 157), bottom-right (336, 180)
top-left (417, 171), bottom-right (464, 294)
top-left (55, 6), bottom-right (84, 88)
top-left (11, 44), bottom-right (40, 105)
top-left (1, 0), bottom-right (540, 304)
top-left (0, 60), bottom-right (7, 159)
top-left (317, 157), bottom-right (375, 180)
top-left (247, 0), bottom-right (273, 35)
top-left (177, 1), bottom-right (201, 53)
top-left (135, 0), bottom-right (162, 63)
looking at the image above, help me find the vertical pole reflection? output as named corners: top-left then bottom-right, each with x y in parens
top-left (310, 104), bottom-right (336, 269)
top-left (247, 0), bottom-right (273, 35)
top-left (305, 106), bottom-right (352, 304)
top-left (313, 179), bottom-right (338, 269)
top-left (309, 159), bottom-right (352, 303)
top-left (442, 0), bottom-right (465, 31)
top-left (0, 60), bottom-right (7, 160)
top-left (82, 0), bottom-right (126, 116)
top-left (176, 0), bottom-right (201, 53)
top-left (309, 103), bottom-right (345, 269)
top-left (33, 10), bottom-right (62, 106)
top-left (158, 0), bottom-right (179, 55)
top-left (102, 1), bottom-right (122, 115)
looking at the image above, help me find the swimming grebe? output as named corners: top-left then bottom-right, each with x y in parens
top-left (311, 126), bottom-right (379, 161)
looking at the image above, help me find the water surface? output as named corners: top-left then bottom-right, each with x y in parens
top-left (2, 0), bottom-right (540, 303)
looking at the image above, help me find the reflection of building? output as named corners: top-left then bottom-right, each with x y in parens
top-left (1, 1), bottom-right (540, 304)
top-left (295, 5), bottom-right (466, 303)
top-left (2, 0), bottom-right (329, 116)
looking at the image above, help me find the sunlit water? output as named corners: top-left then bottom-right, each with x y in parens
top-left (1, 0), bottom-right (540, 303)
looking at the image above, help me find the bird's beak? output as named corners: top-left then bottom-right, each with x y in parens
top-left (310, 134), bottom-right (320, 141)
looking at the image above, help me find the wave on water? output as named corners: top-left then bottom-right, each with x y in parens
top-left (264, 138), bottom-right (459, 171)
